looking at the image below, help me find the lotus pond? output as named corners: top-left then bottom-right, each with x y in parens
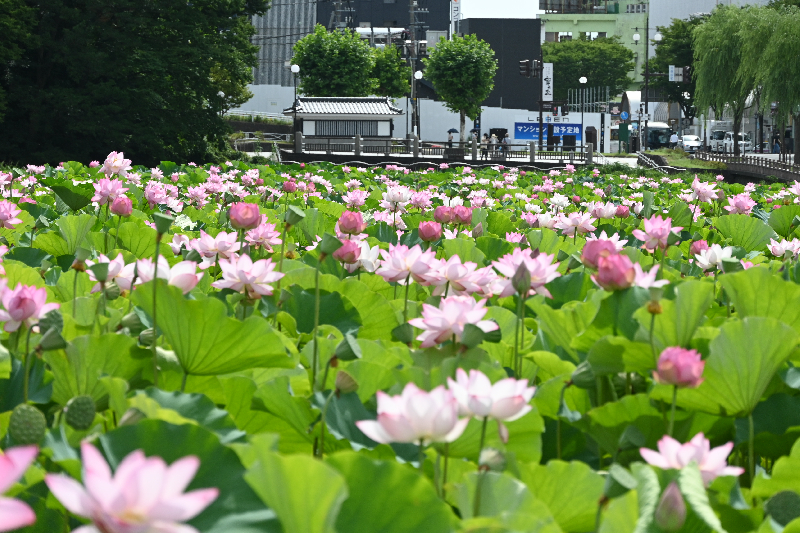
top-left (1, 155), bottom-right (800, 533)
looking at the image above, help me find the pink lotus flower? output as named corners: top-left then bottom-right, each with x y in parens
top-left (591, 202), bottom-right (617, 220)
top-left (434, 206), bottom-right (454, 224)
top-left (423, 256), bottom-right (479, 295)
top-left (229, 203), bottom-right (260, 230)
top-left (447, 369), bottom-right (535, 442)
top-left (0, 284), bottom-right (60, 332)
top-left (640, 433), bottom-right (744, 485)
top-left (92, 178), bottom-right (129, 205)
top-left (375, 244), bottom-right (437, 284)
top-left (615, 205), bottom-right (630, 218)
top-left (492, 249), bottom-right (561, 298)
top-left (654, 347), bottom-right (705, 388)
top-left (333, 239), bottom-right (361, 264)
top-left (689, 240), bottom-right (709, 257)
top-left (724, 193), bottom-right (756, 215)
top-left (418, 221), bottom-right (442, 242)
top-left (554, 211), bottom-right (597, 237)
top-left (691, 177), bottom-right (719, 203)
top-left (0, 200), bottom-right (23, 230)
top-left (408, 296), bottom-right (499, 348)
top-left (338, 210), bottom-right (368, 235)
top-left (0, 446), bottom-right (38, 532)
top-left (632, 215), bottom-right (682, 252)
top-left (211, 254), bottom-right (283, 299)
top-left (99, 151), bottom-right (132, 177)
top-left (343, 241), bottom-right (381, 274)
top-left (506, 232), bottom-right (524, 243)
top-left (109, 195), bottom-right (133, 217)
top-left (342, 189), bottom-right (368, 208)
top-left (191, 230), bottom-right (241, 270)
top-left (86, 253), bottom-right (128, 293)
top-left (581, 239), bottom-right (619, 269)
top-left (452, 206), bottom-right (473, 226)
top-left (246, 220), bottom-right (282, 252)
top-left (694, 243), bottom-right (733, 271)
top-left (167, 261), bottom-right (204, 294)
top-left (45, 442), bottom-right (218, 533)
top-left (593, 252), bottom-right (635, 291)
top-left (89, 161), bottom-right (100, 168)
top-left (633, 263), bottom-right (669, 289)
top-left (355, 382), bottom-right (469, 445)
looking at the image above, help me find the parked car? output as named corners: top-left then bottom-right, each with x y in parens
top-left (709, 130), bottom-right (726, 152)
top-left (722, 131), bottom-right (753, 153)
top-left (677, 135), bottom-right (703, 153)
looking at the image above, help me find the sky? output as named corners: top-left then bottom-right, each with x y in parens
top-left (458, 0), bottom-right (543, 19)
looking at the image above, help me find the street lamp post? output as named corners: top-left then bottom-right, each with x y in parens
top-left (413, 70), bottom-right (423, 137)
top-left (579, 76), bottom-right (587, 152)
top-left (291, 64), bottom-right (300, 135)
top-left (633, 20), bottom-right (662, 152)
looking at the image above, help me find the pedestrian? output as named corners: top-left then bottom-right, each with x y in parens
top-left (670, 131), bottom-right (679, 149)
top-left (481, 134), bottom-right (489, 160)
top-left (501, 133), bottom-right (509, 159)
top-left (447, 131), bottom-right (453, 148)
top-left (489, 134), bottom-right (498, 157)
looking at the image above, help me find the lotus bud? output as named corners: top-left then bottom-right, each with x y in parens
top-left (452, 205), bottom-right (473, 226)
top-left (511, 263), bottom-right (531, 296)
top-left (139, 328), bottom-right (155, 346)
top-left (472, 221), bottom-right (484, 238)
top-left (104, 281), bottom-right (121, 301)
top-left (479, 448), bottom-right (506, 472)
top-left (418, 221), bottom-right (442, 242)
top-left (229, 202), bottom-right (261, 229)
top-left (335, 370), bottom-right (359, 395)
top-left (655, 482), bottom-right (686, 532)
top-left (434, 206), bottom-right (454, 224)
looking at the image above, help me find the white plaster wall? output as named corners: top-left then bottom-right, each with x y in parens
top-left (231, 84), bottom-right (297, 115)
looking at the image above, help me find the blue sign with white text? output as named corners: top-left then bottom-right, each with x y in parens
top-left (514, 123), bottom-right (583, 142)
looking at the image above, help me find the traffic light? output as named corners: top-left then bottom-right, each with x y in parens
top-left (531, 59), bottom-right (542, 79)
top-left (682, 66), bottom-right (691, 81)
top-left (519, 59), bottom-right (532, 78)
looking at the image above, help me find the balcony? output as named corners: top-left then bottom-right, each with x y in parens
top-left (539, 1), bottom-right (620, 14)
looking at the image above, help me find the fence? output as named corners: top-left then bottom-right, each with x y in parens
top-left (293, 134), bottom-right (592, 163)
top-left (693, 152), bottom-right (800, 181)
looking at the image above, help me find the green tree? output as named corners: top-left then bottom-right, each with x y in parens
top-left (692, 4), bottom-right (755, 156)
top-left (292, 25), bottom-right (376, 97)
top-left (372, 45), bottom-right (411, 98)
top-left (737, 5), bottom-right (800, 159)
top-left (649, 15), bottom-right (707, 127)
top-left (0, 0), bottom-right (266, 165)
top-left (423, 35), bottom-right (497, 142)
top-left (0, 0), bottom-right (35, 122)
top-left (542, 36), bottom-right (634, 101)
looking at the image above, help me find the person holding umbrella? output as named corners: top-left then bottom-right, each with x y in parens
top-left (447, 128), bottom-right (458, 148)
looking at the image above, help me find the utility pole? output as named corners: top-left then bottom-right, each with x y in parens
top-left (643, 7), bottom-right (650, 152)
top-left (409, 0), bottom-right (417, 137)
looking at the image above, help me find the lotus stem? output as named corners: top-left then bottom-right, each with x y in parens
top-left (22, 327), bottom-right (33, 403)
top-left (668, 385), bottom-right (678, 437)
top-left (113, 215), bottom-right (122, 250)
top-left (748, 412), bottom-right (755, 483)
top-left (473, 417), bottom-right (489, 518)
top-left (152, 236), bottom-right (162, 388)
top-left (311, 263), bottom-right (321, 390)
top-left (104, 204), bottom-right (110, 252)
top-left (403, 274), bottom-right (411, 323)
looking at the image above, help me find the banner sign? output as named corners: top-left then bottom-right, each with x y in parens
top-left (542, 63), bottom-right (554, 102)
top-left (514, 123), bottom-right (583, 142)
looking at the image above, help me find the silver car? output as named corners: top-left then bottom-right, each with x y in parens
top-left (678, 135), bottom-right (703, 153)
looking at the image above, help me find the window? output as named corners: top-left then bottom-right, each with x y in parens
top-left (626, 3), bottom-right (647, 13)
top-left (545, 32), bottom-right (558, 42)
top-left (315, 120), bottom-right (379, 137)
top-left (557, 31), bottom-right (572, 41)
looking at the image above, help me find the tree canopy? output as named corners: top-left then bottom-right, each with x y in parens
top-left (372, 45), bottom-right (411, 98)
top-left (649, 15), bottom-right (706, 123)
top-left (292, 25), bottom-right (377, 97)
top-left (542, 36), bottom-right (634, 101)
top-left (423, 35), bottom-right (497, 142)
top-left (0, 0), bottom-right (268, 166)
top-left (291, 25), bottom-right (411, 98)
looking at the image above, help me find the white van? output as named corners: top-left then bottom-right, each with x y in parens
top-left (722, 131), bottom-right (753, 153)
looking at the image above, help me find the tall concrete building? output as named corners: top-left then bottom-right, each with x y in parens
top-left (251, 2), bottom-right (317, 88)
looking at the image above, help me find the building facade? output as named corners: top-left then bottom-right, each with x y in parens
top-left (251, 2), bottom-right (317, 88)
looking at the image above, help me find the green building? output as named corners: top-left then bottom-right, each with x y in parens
top-left (539, 0), bottom-right (649, 86)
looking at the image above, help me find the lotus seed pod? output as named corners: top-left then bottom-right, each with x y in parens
top-left (65, 395), bottom-right (96, 431)
top-left (9, 404), bottom-right (46, 445)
